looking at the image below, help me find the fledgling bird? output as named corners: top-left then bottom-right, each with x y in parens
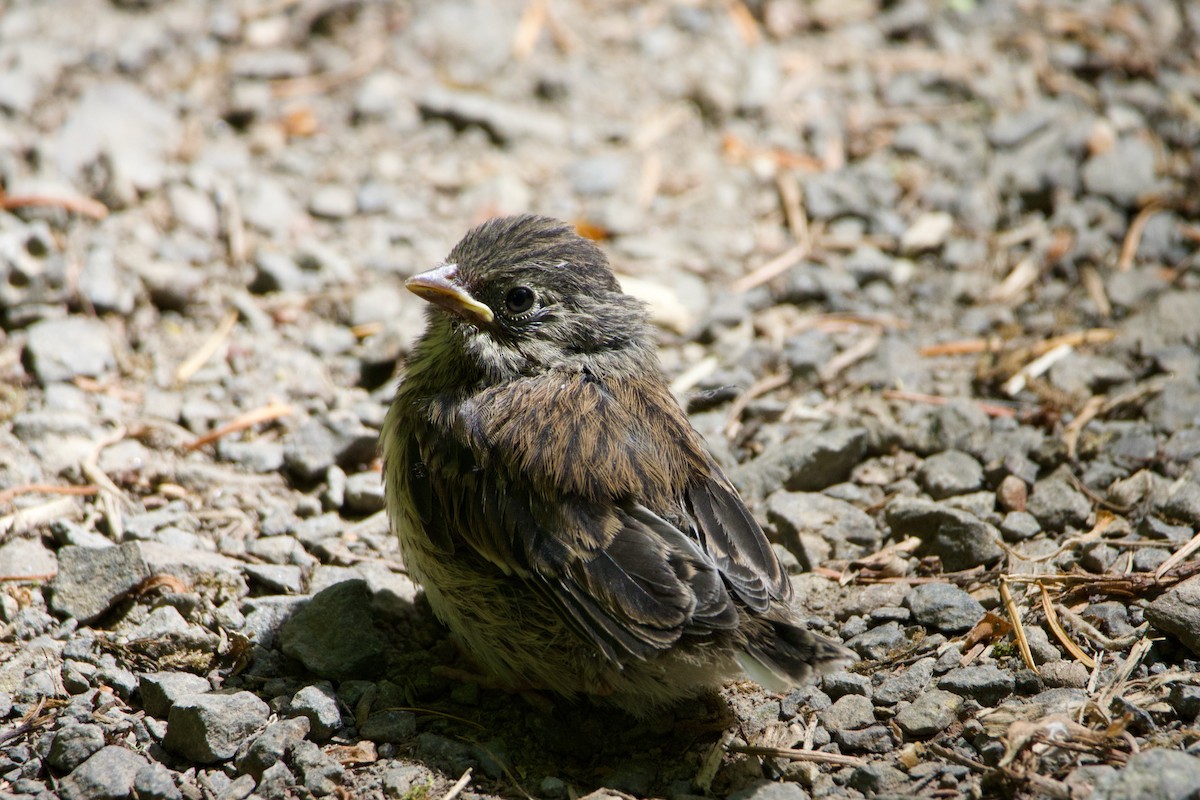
top-left (382, 214), bottom-right (855, 715)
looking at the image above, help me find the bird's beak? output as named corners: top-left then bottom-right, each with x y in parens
top-left (405, 263), bottom-right (495, 325)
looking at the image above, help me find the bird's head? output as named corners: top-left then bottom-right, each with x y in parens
top-left (406, 215), bottom-right (651, 379)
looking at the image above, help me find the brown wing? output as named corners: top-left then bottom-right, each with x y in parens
top-left (408, 368), bottom-right (782, 660)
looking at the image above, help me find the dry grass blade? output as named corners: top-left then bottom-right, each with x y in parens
top-left (1080, 265), bottom-right (1112, 317)
top-left (512, 0), bottom-right (549, 60)
top-left (1096, 638), bottom-right (1154, 711)
top-left (1039, 584), bottom-right (1096, 668)
top-left (439, 768), bottom-right (472, 800)
top-left (731, 241), bottom-right (811, 293)
top-left (1002, 342), bottom-right (1073, 396)
top-left (1064, 395), bottom-right (1106, 460)
top-left (1000, 577), bottom-right (1038, 674)
top-left (186, 402), bottom-right (295, 451)
top-left (176, 310), bottom-right (239, 383)
top-left (1155, 527), bottom-right (1200, 581)
top-left (819, 326), bottom-right (883, 383)
top-left (989, 256), bottom-right (1040, 303)
top-left (725, 744), bottom-right (866, 767)
top-left (0, 496), bottom-right (83, 538)
top-left (724, 0), bottom-right (761, 44)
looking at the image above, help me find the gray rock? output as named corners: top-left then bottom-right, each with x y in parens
top-left (904, 582), bottom-right (985, 633)
top-left (1038, 660), bottom-right (1089, 689)
top-left (243, 563), bottom-right (305, 595)
top-left (235, 716), bottom-right (311, 780)
top-left (54, 82), bottom-right (180, 196)
top-left (360, 710), bottom-right (418, 743)
top-left (259, 760), bottom-right (299, 798)
top-left (47, 723), bottom-right (106, 772)
top-left (140, 671), bottom-right (211, 719)
top-left (24, 317), bottom-right (116, 385)
top-left (79, 244), bottom-right (136, 315)
top-left (58, 745), bottom-right (148, 800)
top-left (1145, 575), bottom-right (1200, 656)
top-left (831, 724), bottom-right (897, 754)
top-left (248, 535), bottom-right (315, 567)
top-left (938, 664), bottom-right (1015, 706)
top-left (817, 693), bottom-right (874, 731)
top-left (418, 86), bottom-right (568, 144)
top-left (290, 739), bottom-right (345, 796)
top-left (1168, 684), bottom-right (1200, 721)
top-left (1164, 429), bottom-right (1200, 463)
top-left (728, 779), bottom-right (810, 800)
top-left (568, 154), bottom-right (630, 196)
top-left (1081, 137), bottom-right (1158, 207)
top-left (848, 762), bottom-right (909, 795)
top-left (168, 183), bottom-right (219, 236)
top-left (894, 688), bottom-right (963, 737)
top-left (284, 415), bottom-right (375, 483)
top-left (844, 621), bottom-right (907, 661)
top-left (289, 684), bottom-right (342, 741)
top-left (766, 490), bottom-right (880, 567)
top-left (0, 537), bottom-right (57, 579)
top-left (1161, 480), bottom-right (1200, 526)
top-left (163, 691), bottom-right (270, 763)
top-left (217, 438), bottom-right (285, 473)
top-left (253, 251), bottom-right (310, 294)
top-left (279, 580), bottom-right (388, 680)
top-left (1000, 511), bottom-right (1040, 541)
top-left (1027, 473), bottom-right (1092, 531)
top-left (821, 672), bottom-right (871, 700)
top-left (354, 70), bottom-right (408, 119)
top-left (133, 763), bottom-right (182, 800)
top-left (885, 497), bottom-right (1004, 571)
top-left (308, 186), bottom-right (357, 220)
top-left (383, 765), bottom-right (435, 800)
top-left (241, 179), bottom-right (301, 238)
top-left (732, 427), bottom-right (868, 500)
top-left (875, 657), bottom-right (935, 704)
top-left (50, 542), bottom-right (151, 624)
top-left (918, 450), bottom-right (984, 498)
top-left (1092, 747), bottom-right (1200, 800)
top-left (343, 471), bottom-right (386, 515)
top-left (231, 49), bottom-right (310, 79)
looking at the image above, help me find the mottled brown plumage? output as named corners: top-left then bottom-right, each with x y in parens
top-left (382, 215), bottom-right (855, 714)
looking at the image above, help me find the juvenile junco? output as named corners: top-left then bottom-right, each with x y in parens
top-left (382, 215), bottom-right (854, 715)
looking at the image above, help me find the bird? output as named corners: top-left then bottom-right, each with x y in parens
top-left (381, 214), bottom-right (855, 716)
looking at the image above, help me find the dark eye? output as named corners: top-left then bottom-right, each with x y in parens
top-left (504, 286), bottom-right (536, 314)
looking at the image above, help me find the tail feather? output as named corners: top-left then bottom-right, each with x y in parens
top-left (738, 620), bottom-right (858, 691)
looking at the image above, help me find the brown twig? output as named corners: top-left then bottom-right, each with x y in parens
top-left (1117, 203), bottom-right (1163, 272)
top-left (0, 191), bottom-right (108, 220)
top-left (881, 390), bottom-right (1017, 419)
top-left (186, 402), bottom-right (294, 451)
top-left (0, 483), bottom-right (100, 507)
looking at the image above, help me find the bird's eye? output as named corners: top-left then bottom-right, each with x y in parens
top-left (504, 286), bottom-right (536, 314)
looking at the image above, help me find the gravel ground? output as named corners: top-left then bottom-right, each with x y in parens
top-left (2, 0), bottom-right (1200, 798)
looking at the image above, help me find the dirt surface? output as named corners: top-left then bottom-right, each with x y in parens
top-left (2, 1), bottom-right (1200, 798)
